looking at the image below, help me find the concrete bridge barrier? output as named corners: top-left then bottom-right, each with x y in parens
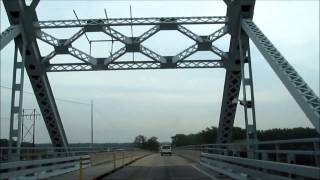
top-left (0, 149), bottom-right (150, 180)
top-left (173, 149), bottom-right (201, 162)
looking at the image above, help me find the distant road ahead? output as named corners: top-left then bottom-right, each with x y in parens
top-left (103, 153), bottom-right (216, 180)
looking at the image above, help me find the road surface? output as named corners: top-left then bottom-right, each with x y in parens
top-left (103, 153), bottom-right (217, 180)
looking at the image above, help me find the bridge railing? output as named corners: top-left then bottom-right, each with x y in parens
top-left (0, 147), bottom-right (147, 179)
top-left (174, 138), bottom-right (320, 180)
top-left (0, 154), bottom-right (91, 179)
top-left (0, 146), bottom-right (124, 162)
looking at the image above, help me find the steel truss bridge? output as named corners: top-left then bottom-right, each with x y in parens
top-left (0, 0), bottom-right (319, 179)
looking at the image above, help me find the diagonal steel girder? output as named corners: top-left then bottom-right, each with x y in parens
top-left (36, 30), bottom-right (59, 46)
top-left (104, 46), bottom-right (127, 64)
top-left (63, 28), bottom-right (85, 46)
top-left (101, 26), bottom-right (131, 44)
top-left (35, 16), bottom-right (228, 29)
top-left (36, 29), bottom-right (97, 65)
top-left (242, 19), bottom-right (320, 133)
top-left (137, 25), bottom-right (161, 43)
top-left (41, 51), bottom-right (56, 64)
top-left (207, 25), bottom-right (228, 42)
top-left (68, 46), bottom-right (97, 65)
top-left (140, 45), bottom-right (166, 63)
top-left (3, 0), bottom-right (68, 150)
top-left (101, 26), bottom-right (167, 63)
top-left (173, 26), bottom-right (227, 63)
top-left (0, 25), bottom-right (21, 50)
top-left (172, 44), bottom-right (198, 63)
top-left (211, 45), bottom-right (228, 59)
top-left (177, 25), bottom-right (203, 42)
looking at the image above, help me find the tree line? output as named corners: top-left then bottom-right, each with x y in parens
top-left (171, 127), bottom-right (318, 147)
top-left (133, 135), bottom-right (160, 151)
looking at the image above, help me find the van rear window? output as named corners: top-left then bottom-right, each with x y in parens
top-left (162, 146), bottom-right (171, 149)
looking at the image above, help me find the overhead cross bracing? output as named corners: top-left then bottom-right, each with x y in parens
top-left (33, 16), bottom-right (228, 71)
top-left (1, 0), bottom-right (319, 156)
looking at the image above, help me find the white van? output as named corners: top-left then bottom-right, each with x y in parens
top-left (160, 145), bottom-right (172, 156)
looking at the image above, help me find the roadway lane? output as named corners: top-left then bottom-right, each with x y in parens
top-left (103, 154), bottom-right (215, 180)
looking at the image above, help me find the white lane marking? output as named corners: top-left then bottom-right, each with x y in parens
top-left (192, 164), bottom-right (218, 180)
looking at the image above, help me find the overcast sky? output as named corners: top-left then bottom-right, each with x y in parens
top-left (0, 1), bottom-right (319, 144)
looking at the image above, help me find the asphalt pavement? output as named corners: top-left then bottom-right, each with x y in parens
top-left (102, 153), bottom-right (218, 180)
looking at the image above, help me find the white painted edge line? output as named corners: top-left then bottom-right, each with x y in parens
top-left (191, 164), bottom-right (218, 180)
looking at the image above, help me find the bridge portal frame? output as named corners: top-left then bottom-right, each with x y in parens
top-left (1, 0), bottom-right (319, 157)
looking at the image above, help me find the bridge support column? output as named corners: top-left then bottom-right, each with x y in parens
top-left (239, 33), bottom-right (258, 157)
top-left (217, 70), bottom-right (241, 144)
top-left (3, 0), bottom-right (69, 152)
top-left (8, 44), bottom-right (25, 160)
top-left (275, 144), bottom-right (280, 162)
top-left (314, 142), bottom-right (320, 167)
top-left (287, 154), bottom-right (296, 178)
top-left (217, 0), bottom-right (256, 144)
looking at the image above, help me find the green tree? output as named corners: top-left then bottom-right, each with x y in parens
top-left (146, 136), bottom-right (160, 151)
top-left (134, 135), bottom-right (147, 148)
top-left (171, 134), bottom-right (190, 146)
top-left (133, 135), bottom-right (160, 151)
top-left (171, 126), bottom-right (318, 146)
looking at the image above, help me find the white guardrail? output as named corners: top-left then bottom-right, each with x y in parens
top-left (0, 146), bottom-right (111, 162)
top-left (0, 155), bottom-right (90, 179)
top-left (0, 147), bottom-right (143, 180)
top-left (175, 138), bottom-right (320, 180)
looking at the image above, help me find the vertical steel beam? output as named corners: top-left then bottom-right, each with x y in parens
top-left (217, 0), bottom-right (256, 143)
top-left (8, 44), bottom-right (25, 160)
top-left (3, 0), bottom-right (69, 151)
top-left (239, 33), bottom-right (258, 157)
top-left (91, 100), bottom-right (93, 149)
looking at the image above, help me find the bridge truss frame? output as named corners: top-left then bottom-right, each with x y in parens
top-left (1, 0), bottom-right (319, 156)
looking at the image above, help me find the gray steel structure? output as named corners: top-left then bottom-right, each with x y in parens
top-left (2, 0), bottom-right (69, 154)
top-left (1, 0), bottom-right (319, 153)
top-left (216, 0), bottom-right (256, 144)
